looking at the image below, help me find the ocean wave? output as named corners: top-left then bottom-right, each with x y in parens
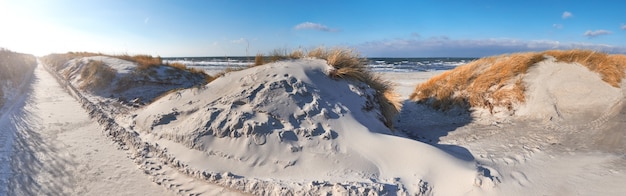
top-left (163, 57), bottom-right (472, 72)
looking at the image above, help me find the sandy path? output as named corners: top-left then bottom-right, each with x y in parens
top-left (4, 64), bottom-right (172, 195)
top-left (381, 69), bottom-right (626, 195)
top-left (378, 71), bottom-right (447, 98)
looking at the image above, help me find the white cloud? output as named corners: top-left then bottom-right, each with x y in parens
top-left (294, 22), bottom-right (337, 32)
top-left (553, 24), bottom-right (563, 29)
top-left (583, 30), bottom-right (613, 38)
top-left (562, 11), bottom-right (573, 19)
top-left (621, 24), bottom-right (626, 30)
top-left (144, 17), bottom-right (150, 24)
top-left (355, 37), bottom-right (626, 57)
top-left (231, 38), bottom-right (247, 44)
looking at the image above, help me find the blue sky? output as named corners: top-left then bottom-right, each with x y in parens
top-left (1, 0), bottom-right (625, 57)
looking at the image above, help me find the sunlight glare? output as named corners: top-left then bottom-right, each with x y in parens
top-left (0, 1), bottom-right (116, 56)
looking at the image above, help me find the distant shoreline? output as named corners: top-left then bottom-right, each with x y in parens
top-left (163, 56), bottom-right (478, 60)
top-left (163, 57), bottom-right (477, 73)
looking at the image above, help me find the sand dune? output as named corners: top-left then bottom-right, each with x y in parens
top-left (133, 59), bottom-right (495, 195)
top-left (55, 56), bottom-right (206, 105)
top-left (402, 50), bottom-right (626, 195)
top-left (408, 50), bottom-right (626, 151)
top-left (2, 49), bottom-right (625, 195)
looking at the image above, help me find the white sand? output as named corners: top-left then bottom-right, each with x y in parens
top-left (2, 64), bottom-right (170, 195)
top-left (133, 59), bottom-right (494, 195)
top-left (396, 58), bottom-right (626, 195)
top-left (1, 56), bottom-right (624, 195)
top-left (517, 57), bottom-right (623, 123)
top-left (378, 71), bottom-right (448, 98)
top-left (59, 56), bottom-right (206, 105)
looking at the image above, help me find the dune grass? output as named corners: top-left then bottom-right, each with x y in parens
top-left (410, 49), bottom-right (626, 112)
top-left (78, 60), bottom-right (117, 90)
top-left (42, 52), bottom-right (204, 74)
top-left (543, 50), bottom-right (626, 87)
top-left (166, 62), bottom-right (188, 70)
top-left (0, 48), bottom-right (37, 108)
top-left (42, 52), bottom-right (213, 84)
top-left (116, 54), bottom-right (162, 70)
top-left (42, 52), bottom-right (102, 71)
top-left (254, 47), bottom-right (402, 127)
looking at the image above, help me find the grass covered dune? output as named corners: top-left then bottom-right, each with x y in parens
top-left (41, 52), bottom-right (210, 105)
top-left (42, 47), bottom-right (499, 195)
top-left (131, 48), bottom-right (493, 195)
top-left (253, 47), bottom-right (402, 127)
top-left (410, 50), bottom-right (626, 113)
top-left (0, 48), bottom-right (37, 109)
top-left (6, 47), bottom-right (626, 195)
top-left (42, 48), bottom-right (402, 127)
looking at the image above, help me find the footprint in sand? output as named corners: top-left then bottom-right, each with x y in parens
top-left (512, 154), bottom-right (527, 164)
top-left (509, 171), bottom-right (530, 187)
top-left (502, 157), bottom-right (516, 165)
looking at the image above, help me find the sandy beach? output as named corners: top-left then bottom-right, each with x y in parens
top-left (2, 1), bottom-right (625, 195)
top-left (378, 71), bottom-right (447, 98)
top-left (1, 50), bottom-right (625, 195)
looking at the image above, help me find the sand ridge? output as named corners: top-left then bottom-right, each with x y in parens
top-left (3, 50), bottom-right (625, 195)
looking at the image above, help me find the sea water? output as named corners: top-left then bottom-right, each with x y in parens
top-left (163, 57), bottom-right (474, 73)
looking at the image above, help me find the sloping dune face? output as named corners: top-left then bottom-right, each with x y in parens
top-left (55, 56), bottom-right (207, 105)
top-left (136, 59), bottom-right (391, 143)
top-left (0, 49), bottom-right (37, 108)
top-left (133, 59), bottom-right (494, 195)
top-left (410, 50), bottom-right (626, 117)
top-left (411, 50), bottom-right (626, 152)
top-left (517, 56), bottom-right (622, 123)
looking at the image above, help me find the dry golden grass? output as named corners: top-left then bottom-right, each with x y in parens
top-left (269, 49), bottom-right (289, 63)
top-left (254, 53), bottom-right (265, 66)
top-left (253, 49), bottom-right (306, 66)
top-left (0, 48), bottom-right (37, 107)
top-left (227, 47), bottom-right (402, 127)
top-left (307, 47), bottom-right (327, 59)
top-left (44, 52), bottom-right (170, 71)
top-left (79, 60), bottom-right (117, 91)
top-left (42, 52), bottom-right (212, 86)
top-left (324, 49), bottom-right (367, 79)
top-left (167, 62), bottom-right (187, 70)
top-left (411, 49), bottom-right (626, 112)
top-left (211, 67), bottom-right (245, 80)
top-left (116, 54), bottom-right (163, 70)
top-left (544, 50), bottom-right (626, 87)
top-left (42, 52), bottom-right (102, 71)
top-left (289, 49), bottom-right (304, 59)
top-left (310, 47), bottom-right (401, 127)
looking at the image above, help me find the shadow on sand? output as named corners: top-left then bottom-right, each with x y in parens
top-left (5, 71), bottom-right (79, 196)
top-left (394, 100), bottom-right (475, 161)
